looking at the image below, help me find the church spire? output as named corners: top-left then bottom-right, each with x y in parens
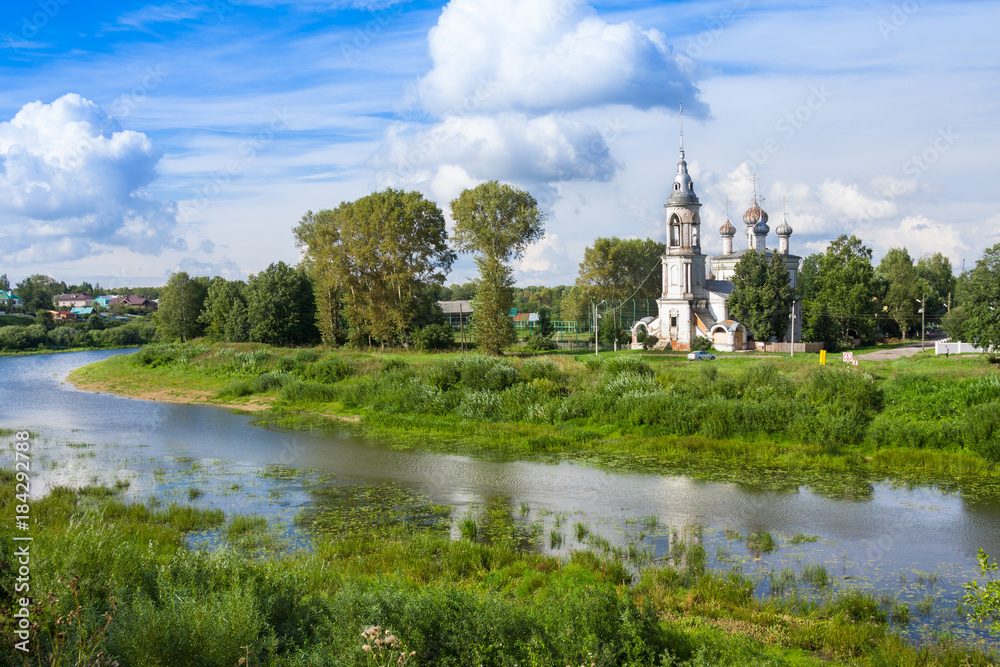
top-left (668, 102), bottom-right (698, 204)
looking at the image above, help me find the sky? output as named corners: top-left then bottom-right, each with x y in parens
top-left (1, 0), bottom-right (997, 289)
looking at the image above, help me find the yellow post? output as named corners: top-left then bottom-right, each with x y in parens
top-left (819, 350), bottom-right (827, 365)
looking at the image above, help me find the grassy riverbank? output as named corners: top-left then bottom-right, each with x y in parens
top-left (2, 467), bottom-right (997, 666)
top-left (69, 343), bottom-right (1000, 498)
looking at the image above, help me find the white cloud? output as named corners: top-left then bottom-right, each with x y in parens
top-left (819, 180), bottom-right (897, 222)
top-left (0, 94), bottom-right (182, 264)
top-left (518, 233), bottom-right (563, 276)
top-left (368, 112), bottom-right (617, 196)
top-left (865, 215), bottom-right (970, 265)
top-left (417, 0), bottom-right (706, 117)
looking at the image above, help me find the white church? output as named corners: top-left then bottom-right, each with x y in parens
top-left (634, 135), bottom-right (802, 351)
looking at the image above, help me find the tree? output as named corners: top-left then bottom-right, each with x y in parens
top-left (15, 275), bottom-right (66, 312)
top-left (727, 250), bottom-right (794, 342)
top-left (34, 309), bottom-right (55, 331)
top-left (877, 247), bottom-right (920, 339)
top-left (0, 274), bottom-right (8, 291)
top-left (801, 300), bottom-right (839, 348)
top-left (963, 243), bottom-right (1000, 359)
top-left (245, 262), bottom-right (319, 346)
top-left (199, 277), bottom-right (250, 342)
top-left (915, 252), bottom-right (957, 321)
top-left (574, 237), bottom-right (665, 303)
top-left (450, 180), bottom-right (545, 355)
top-left (157, 272), bottom-right (209, 342)
top-left (797, 254), bottom-right (822, 301)
top-left (814, 235), bottom-right (880, 344)
top-left (295, 189), bottom-right (455, 348)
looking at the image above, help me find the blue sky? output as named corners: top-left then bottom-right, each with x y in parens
top-left (1, 0), bottom-right (997, 288)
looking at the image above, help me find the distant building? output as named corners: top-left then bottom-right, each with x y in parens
top-left (0, 290), bottom-right (23, 309)
top-left (109, 295), bottom-right (158, 311)
top-left (50, 310), bottom-right (76, 321)
top-left (56, 293), bottom-right (93, 308)
top-left (70, 306), bottom-right (95, 316)
top-left (93, 295), bottom-right (119, 308)
top-left (438, 300), bottom-right (473, 328)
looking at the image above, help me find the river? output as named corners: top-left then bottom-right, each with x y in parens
top-left (2, 349), bottom-right (998, 646)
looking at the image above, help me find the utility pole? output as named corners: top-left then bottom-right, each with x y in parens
top-left (789, 303), bottom-right (796, 357)
top-left (593, 301), bottom-right (598, 356)
top-left (916, 293), bottom-right (926, 351)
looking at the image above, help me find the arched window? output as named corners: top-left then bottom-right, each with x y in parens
top-left (669, 215), bottom-right (680, 246)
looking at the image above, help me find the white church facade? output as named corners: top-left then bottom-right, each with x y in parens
top-left (634, 137), bottom-right (802, 352)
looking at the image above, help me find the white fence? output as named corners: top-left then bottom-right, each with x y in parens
top-left (935, 340), bottom-right (988, 355)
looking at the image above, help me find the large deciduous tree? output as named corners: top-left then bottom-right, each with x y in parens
top-left (727, 250), bottom-right (794, 342)
top-left (963, 243), bottom-right (1000, 359)
top-left (814, 235), bottom-right (880, 344)
top-left (157, 272), bottom-right (209, 342)
top-left (450, 180), bottom-right (545, 354)
top-left (295, 189), bottom-right (455, 348)
top-left (199, 277), bottom-right (250, 342)
top-left (15, 275), bottom-right (66, 312)
top-left (877, 247), bottom-right (920, 339)
top-left (915, 252), bottom-right (957, 321)
top-left (245, 262), bottom-right (319, 346)
top-left (574, 237), bottom-right (665, 303)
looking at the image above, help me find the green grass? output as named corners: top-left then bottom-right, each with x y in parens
top-left (70, 343), bottom-right (1000, 501)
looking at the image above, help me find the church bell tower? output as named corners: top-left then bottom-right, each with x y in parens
top-left (657, 108), bottom-right (708, 351)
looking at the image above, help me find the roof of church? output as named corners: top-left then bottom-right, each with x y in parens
top-left (705, 279), bottom-right (735, 296)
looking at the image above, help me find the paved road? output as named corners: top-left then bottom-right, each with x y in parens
top-left (856, 341), bottom-right (932, 361)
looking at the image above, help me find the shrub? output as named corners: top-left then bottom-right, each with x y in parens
top-left (603, 355), bottom-right (653, 377)
top-left (412, 323), bottom-right (454, 351)
top-left (46, 326), bottom-right (91, 348)
top-left (299, 357), bottom-right (355, 383)
top-left (690, 335), bottom-right (714, 352)
top-left (457, 355), bottom-right (519, 391)
top-left (520, 357), bottom-right (561, 383)
top-left (525, 330), bottom-right (556, 351)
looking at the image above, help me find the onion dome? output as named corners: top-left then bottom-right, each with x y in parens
top-left (743, 197), bottom-right (769, 226)
top-left (753, 219), bottom-right (770, 236)
top-left (776, 215), bottom-right (793, 237)
top-left (720, 217), bottom-right (736, 237)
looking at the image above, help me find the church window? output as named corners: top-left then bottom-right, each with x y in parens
top-left (670, 316), bottom-right (678, 327)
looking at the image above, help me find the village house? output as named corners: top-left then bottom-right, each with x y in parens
top-left (56, 293), bottom-right (94, 308)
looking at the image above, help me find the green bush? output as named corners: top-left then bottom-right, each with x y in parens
top-left (603, 355), bottom-right (653, 377)
top-left (457, 355), bottom-right (519, 391)
top-left (690, 335), bottom-right (714, 352)
top-left (412, 323), bottom-right (454, 351)
top-left (299, 357), bottom-right (355, 384)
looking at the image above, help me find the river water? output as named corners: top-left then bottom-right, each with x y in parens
top-left (2, 349), bottom-right (999, 647)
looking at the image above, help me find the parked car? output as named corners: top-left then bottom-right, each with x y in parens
top-left (686, 350), bottom-right (716, 361)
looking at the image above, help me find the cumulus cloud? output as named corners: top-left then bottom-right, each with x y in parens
top-left (369, 113), bottom-right (617, 197)
top-left (418, 0), bottom-right (706, 116)
top-left (819, 180), bottom-right (898, 222)
top-left (0, 94), bottom-right (182, 263)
